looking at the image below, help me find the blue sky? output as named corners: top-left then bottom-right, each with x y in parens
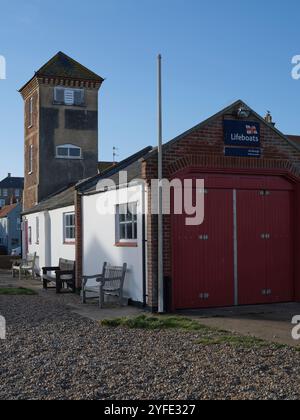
top-left (0, 0), bottom-right (300, 180)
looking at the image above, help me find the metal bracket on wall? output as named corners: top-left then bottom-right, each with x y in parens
top-left (260, 190), bottom-right (271, 196)
top-left (262, 289), bottom-right (272, 296)
top-left (199, 235), bottom-right (209, 241)
top-left (199, 293), bottom-right (210, 300)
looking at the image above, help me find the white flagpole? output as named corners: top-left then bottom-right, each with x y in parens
top-left (157, 54), bottom-right (164, 313)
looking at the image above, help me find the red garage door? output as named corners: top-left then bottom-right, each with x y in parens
top-left (238, 190), bottom-right (293, 305)
top-left (173, 189), bottom-right (235, 309)
top-left (172, 175), bottom-right (294, 310)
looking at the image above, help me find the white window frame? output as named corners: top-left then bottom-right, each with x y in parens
top-left (56, 144), bottom-right (82, 160)
top-left (2, 189), bottom-right (8, 197)
top-left (116, 202), bottom-right (138, 243)
top-left (63, 212), bottom-right (75, 243)
top-left (28, 97), bottom-right (33, 128)
top-left (28, 145), bottom-right (33, 174)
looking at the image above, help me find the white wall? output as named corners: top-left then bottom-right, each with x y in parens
top-left (24, 205), bottom-right (75, 275)
top-left (82, 184), bottom-right (146, 304)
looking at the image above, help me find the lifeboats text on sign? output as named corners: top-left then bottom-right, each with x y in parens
top-left (224, 120), bottom-right (261, 147)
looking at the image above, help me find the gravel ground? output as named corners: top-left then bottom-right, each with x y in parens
top-left (0, 293), bottom-right (300, 400)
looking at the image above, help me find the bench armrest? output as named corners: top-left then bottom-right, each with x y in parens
top-left (43, 266), bottom-right (60, 274)
top-left (83, 274), bottom-right (104, 280)
top-left (82, 274), bottom-right (104, 287)
top-left (12, 259), bottom-right (23, 266)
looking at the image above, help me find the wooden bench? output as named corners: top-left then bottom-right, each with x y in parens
top-left (82, 262), bottom-right (127, 308)
top-left (42, 259), bottom-right (76, 293)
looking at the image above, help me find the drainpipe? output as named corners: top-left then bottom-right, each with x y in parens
top-left (157, 54), bottom-right (165, 313)
top-left (142, 182), bottom-right (147, 307)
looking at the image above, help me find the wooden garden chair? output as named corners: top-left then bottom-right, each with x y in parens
top-left (12, 253), bottom-right (37, 280)
top-left (82, 262), bottom-right (127, 308)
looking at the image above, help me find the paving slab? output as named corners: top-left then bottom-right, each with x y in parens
top-left (180, 303), bottom-right (300, 347)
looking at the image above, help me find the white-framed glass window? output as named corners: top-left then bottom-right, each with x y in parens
top-left (2, 189), bottom-right (8, 197)
top-left (63, 212), bottom-right (75, 243)
top-left (56, 144), bottom-right (82, 159)
top-left (0, 199), bottom-right (5, 208)
top-left (15, 189), bottom-right (20, 197)
top-left (116, 202), bottom-right (138, 242)
top-left (28, 97), bottom-right (33, 128)
top-left (36, 217), bottom-right (39, 244)
top-left (54, 87), bottom-right (85, 106)
top-left (28, 145), bottom-right (33, 174)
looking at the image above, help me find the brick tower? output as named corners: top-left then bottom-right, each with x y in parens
top-left (19, 52), bottom-right (104, 211)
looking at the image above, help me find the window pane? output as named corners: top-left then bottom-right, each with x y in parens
top-left (128, 203), bottom-right (137, 216)
top-left (57, 147), bottom-right (68, 157)
top-left (69, 147), bottom-right (81, 157)
top-left (133, 222), bottom-right (137, 239)
top-left (74, 90), bottom-right (84, 106)
top-left (119, 213), bottom-right (126, 223)
top-left (120, 224), bottom-right (126, 240)
top-left (127, 223), bottom-right (133, 239)
top-left (119, 204), bottom-right (127, 215)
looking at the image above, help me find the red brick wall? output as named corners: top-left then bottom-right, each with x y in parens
top-left (143, 105), bottom-right (300, 309)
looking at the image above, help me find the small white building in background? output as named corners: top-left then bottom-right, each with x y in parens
top-left (22, 186), bottom-right (76, 275)
top-left (82, 183), bottom-right (147, 304)
top-left (21, 147), bottom-right (153, 305)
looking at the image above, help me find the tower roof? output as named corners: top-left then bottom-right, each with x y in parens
top-left (19, 51), bottom-right (104, 92)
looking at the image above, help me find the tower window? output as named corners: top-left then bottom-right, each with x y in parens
top-left (56, 144), bottom-right (82, 159)
top-left (28, 145), bottom-right (33, 174)
top-left (54, 87), bottom-right (85, 106)
top-left (28, 97), bottom-right (33, 128)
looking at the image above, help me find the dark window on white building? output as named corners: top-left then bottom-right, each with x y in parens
top-left (116, 203), bottom-right (138, 242)
top-left (63, 212), bottom-right (75, 243)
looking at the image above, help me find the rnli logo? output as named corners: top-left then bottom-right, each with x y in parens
top-left (246, 125), bottom-right (258, 136)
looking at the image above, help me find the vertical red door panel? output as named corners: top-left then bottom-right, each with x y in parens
top-left (173, 189), bottom-right (234, 309)
top-left (237, 190), bottom-right (267, 305)
top-left (265, 191), bottom-right (293, 303)
top-left (172, 174), bottom-right (294, 310)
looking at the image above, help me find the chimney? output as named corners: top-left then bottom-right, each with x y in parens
top-left (8, 173), bottom-right (11, 178)
top-left (265, 111), bottom-right (276, 127)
